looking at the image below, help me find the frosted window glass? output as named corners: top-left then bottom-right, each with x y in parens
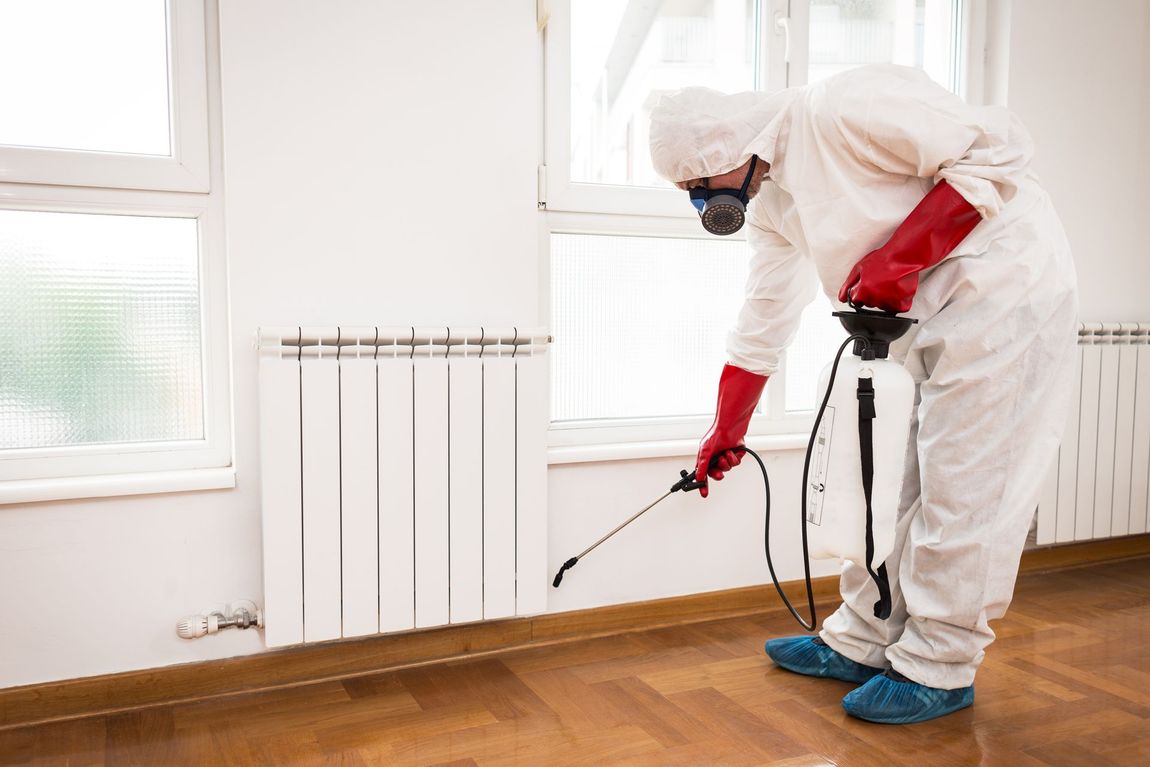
top-left (0, 209), bottom-right (203, 450)
top-left (551, 232), bottom-right (750, 422)
top-left (785, 292), bottom-right (849, 412)
top-left (571, 0), bottom-right (758, 187)
top-left (0, 0), bottom-right (171, 155)
top-left (808, 0), bottom-right (959, 92)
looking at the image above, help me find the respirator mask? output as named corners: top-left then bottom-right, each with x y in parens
top-left (688, 155), bottom-right (759, 236)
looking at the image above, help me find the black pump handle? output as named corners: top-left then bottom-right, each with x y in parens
top-left (846, 293), bottom-right (901, 317)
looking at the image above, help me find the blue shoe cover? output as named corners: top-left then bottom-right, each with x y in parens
top-left (764, 636), bottom-right (885, 684)
top-left (842, 669), bottom-right (974, 724)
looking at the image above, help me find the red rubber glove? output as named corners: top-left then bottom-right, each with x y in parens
top-left (838, 180), bottom-right (981, 313)
top-left (696, 364), bottom-right (768, 498)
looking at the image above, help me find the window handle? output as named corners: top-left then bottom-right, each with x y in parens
top-left (774, 11), bottom-right (790, 63)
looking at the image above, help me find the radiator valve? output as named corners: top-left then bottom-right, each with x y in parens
top-left (177, 600), bottom-right (263, 640)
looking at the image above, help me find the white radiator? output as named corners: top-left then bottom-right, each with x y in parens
top-left (1037, 323), bottom-right (1150, 544)
top-left (257, 326), bottom-right (549, 648)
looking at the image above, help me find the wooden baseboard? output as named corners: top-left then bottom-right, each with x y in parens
top-left (0, 576), bottom-right (841, 732)
top-left (3, 534), bottom-right (1147, 731)
top-left (1018, 533), bottom-right (1150, 574)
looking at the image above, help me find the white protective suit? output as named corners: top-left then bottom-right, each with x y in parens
top-left (650, 64), bottom-right (1078, 689)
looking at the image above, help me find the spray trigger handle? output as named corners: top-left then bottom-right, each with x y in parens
top-left (671, 468), bottom-right (707, 493)
top-left (672, 448), bottom-right (747, 493)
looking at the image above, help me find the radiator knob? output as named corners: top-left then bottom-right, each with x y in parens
top-left (176, 613), bottom-right (220, 639)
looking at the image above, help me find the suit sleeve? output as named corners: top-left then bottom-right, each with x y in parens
top-left (726, 217), bottom-right (818, 376)
top-left (825, 67), bottom-right (1034, 219)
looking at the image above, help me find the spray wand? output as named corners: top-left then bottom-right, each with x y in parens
top-left (551, 333), bottom-right (875, 632)
top-left (551, 467), bottom-right (707, 587)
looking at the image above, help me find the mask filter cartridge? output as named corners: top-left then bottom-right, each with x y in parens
top-left (689, 155), bottom-right (759, 236)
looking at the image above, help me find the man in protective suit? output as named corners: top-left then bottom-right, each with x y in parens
top-left (649, 64), bottom-right (1078, 724)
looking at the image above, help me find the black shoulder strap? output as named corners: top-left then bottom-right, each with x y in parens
top-left (857, 375), bottom-right (892, 620)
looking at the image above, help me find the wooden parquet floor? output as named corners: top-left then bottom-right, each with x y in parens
top-left (2, 557), bottom-right (1148, 766)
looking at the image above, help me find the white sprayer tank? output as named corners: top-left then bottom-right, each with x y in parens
top-left (805, 338), bottom-right (915, 571)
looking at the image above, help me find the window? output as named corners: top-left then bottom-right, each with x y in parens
top-left (545, 0), bottom-right (971, 452)
top-left (551, 232), bottom-right (747, 423)
top-left (805, 0), bottom-right (963, 90)
top-left (568, 0), bottom-right (758, 190)
top-left (0, 0), bottom-right (230, 501)
top-left (0, 1), bottom-right (171, 156)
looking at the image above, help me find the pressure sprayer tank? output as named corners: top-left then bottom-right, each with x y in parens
top-left (805, 310), bottom-right (916, 572)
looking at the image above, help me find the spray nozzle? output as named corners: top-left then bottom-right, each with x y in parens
top-left (552, 556), bottom-right (579, 587)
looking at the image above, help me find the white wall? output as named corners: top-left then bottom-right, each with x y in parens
top-left (1006, 0), bottom-right (1150, 321)
top-left (2, 0), bottom-right (1148, 689)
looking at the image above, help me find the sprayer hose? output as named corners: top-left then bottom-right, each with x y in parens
top-left (736, 332), bottom-right (869, 632)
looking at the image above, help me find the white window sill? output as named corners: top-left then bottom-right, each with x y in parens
top-left (0, 467), bottom-right (236, 505)
top-left (547, 432), bottom-right (811, 466)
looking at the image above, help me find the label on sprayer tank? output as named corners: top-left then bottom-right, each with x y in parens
top-left (807, 405), bottom-right (835, 526)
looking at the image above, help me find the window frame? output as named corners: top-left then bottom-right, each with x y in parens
top-left (542, 0), bottom-right (980, 457)
top-left (0, 0), bottom-right (211, 193)
top-left (0, 0), bottom-right (232, 502)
